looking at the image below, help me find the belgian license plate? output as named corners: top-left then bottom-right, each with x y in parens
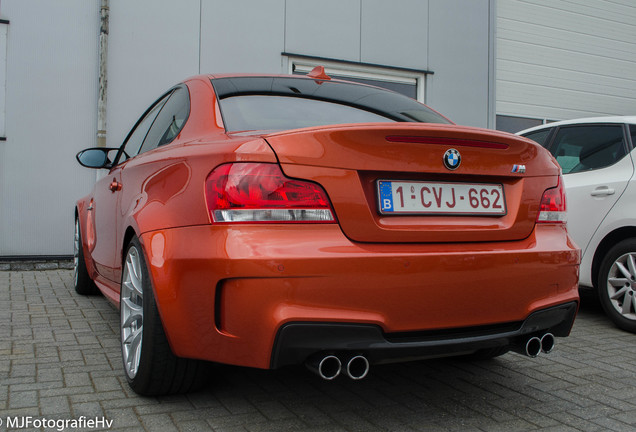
top-left (378, 180), bottom-right (506, 215)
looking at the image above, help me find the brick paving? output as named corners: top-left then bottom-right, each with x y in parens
top-left (1, 270), bottom-right (635, 431)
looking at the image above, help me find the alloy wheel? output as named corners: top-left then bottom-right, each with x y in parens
top-left (121, 246), bottom-right (144, 379)
top-left (607, 252), bottom-right (636, 321)
top-left (73, 220), bottom-right (80, 286)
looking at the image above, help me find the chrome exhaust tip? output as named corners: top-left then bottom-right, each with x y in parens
top-left (540, 333), bottom-right (555, 354)
top-left (345, 355), bottom-right (369, 380)
top-left (306, 355), bottom-right (342, 380)
top-left (513, 336), bottom-right (542, 357)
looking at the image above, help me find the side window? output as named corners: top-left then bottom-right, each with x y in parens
top-left (122, 93), bottom-right (170, 158)
top-left (522, 128), bottom-right (552, 147)
top-left (137, 86), bottom-right (190, 155)
top-left (550, 125), bottom-right (627, 174)
top-left (630, 125), bottom-right (636, 150)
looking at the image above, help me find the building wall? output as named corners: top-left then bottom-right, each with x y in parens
top-left (496, 0), bottom-right (636, 131)
top-left (0, 0), bottom-right (99, 256)
top-left (0, 0), bottom-right (494, 256)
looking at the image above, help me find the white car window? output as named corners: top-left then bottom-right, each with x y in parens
top-left (550, 125), bottom-right (627, 174)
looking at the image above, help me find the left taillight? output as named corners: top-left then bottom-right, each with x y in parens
top-left (537, 176), bottom-right (567, 224)
top-left (205, 162), bottom-right (336, 223)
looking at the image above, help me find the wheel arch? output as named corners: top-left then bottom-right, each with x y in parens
top-left (591, 226), bottom-right (636, 290)
top-left (122, 226), bottom-right (138, 264)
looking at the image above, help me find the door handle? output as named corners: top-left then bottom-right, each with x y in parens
top-left (109, 179), bottom-right (122, 192)
top-left (590, 186), bottom-right (615, 197)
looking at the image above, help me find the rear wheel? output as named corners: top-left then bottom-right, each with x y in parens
top-left (597, 238), bottom-right (636, 333)
top-left (120, 236), bottom-right (210, 395)
top-left (73, 218), bottom-right (99, 295)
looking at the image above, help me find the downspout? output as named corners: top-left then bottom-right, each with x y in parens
top-left (97, 0), bottom-right (109, 148)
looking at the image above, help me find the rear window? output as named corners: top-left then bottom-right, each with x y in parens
top-left (212, 76), bottom-right (450, 132)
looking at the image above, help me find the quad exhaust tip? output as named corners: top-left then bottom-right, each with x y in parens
top-left (306, 354), bottom-right (370, 381)
top-left (345, 355), bottom-right (370, 380)
top-left (514, 333), bottom-right (556, 358)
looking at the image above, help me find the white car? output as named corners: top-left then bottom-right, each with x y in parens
top-left (518, 117), bottom-right (636, 332)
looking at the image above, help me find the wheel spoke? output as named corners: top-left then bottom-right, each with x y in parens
top-left (123, 326), bottom-right (142, 346)
top-left (125, 257), bottom-right (143, 297)
top-left (608, 277), bottom-right (628, 288)
top-left (610, 286), bottom-right (629, 301)
top-left (123, 327), bottom-right (143, 375)
top-left (628, 254), bottom-right (636, 278)
top-left (623, 293), bottom-right (634, 315)
top-left (616, 262), bottom-right (632, 280)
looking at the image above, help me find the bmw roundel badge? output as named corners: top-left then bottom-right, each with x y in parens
top-left (443, 148), bottom-right (461, 170)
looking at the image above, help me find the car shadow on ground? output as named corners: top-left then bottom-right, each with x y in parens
top-left (162, 290), bottom-right (617, 431)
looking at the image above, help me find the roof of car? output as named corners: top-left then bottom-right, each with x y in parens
top-left (517, 115), bottom-right (636, 135)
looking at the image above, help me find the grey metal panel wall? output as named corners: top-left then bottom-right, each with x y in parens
top-left (0, 0), bottom-right (494, 256)
top-left (286, 0), bottom-right (430, 70)
top-left (0, 0), bottom-right (99, 255)
top-left (427, 0), bottom-right (494, 127)
top-left (497, 0), bottom-right (636, 121)
top-left (360, 0), bottom-right (429, 70)
top-left (200, 0), bottom-right (285, 74)
top-left (106, 0), bottom-right (200, 150)
top-left (285, 0), bottom-right (361, 61)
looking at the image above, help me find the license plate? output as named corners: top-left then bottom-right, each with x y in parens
top-left (378, 180), bottom-right (506, 215)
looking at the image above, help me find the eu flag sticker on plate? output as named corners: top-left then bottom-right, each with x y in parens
top-left (379, 181), bottom-right (394, 212)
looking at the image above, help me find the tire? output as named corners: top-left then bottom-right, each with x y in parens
top-left (120, 236), bottom-right (210, 395)
top-left (597, 238), bottom-right (636, 333)
top-left (74, 218), bottom-right (99, 295)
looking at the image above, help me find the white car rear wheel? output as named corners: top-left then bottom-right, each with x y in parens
top-left (598, 238), bottom-right (636, 333)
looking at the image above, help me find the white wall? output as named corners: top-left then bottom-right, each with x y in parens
top-left (0, 0), bottom-right (494, 256)
top-left (0, 0), bottom-right (99, 256)
top-left (497, 0), bottom-right (636, 121)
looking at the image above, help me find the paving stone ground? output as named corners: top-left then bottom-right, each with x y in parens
top-left (1, 270), bottom-right (635, 431)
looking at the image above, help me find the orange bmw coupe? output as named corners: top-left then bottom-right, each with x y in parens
top-left (75, 68), bottom-right (580, 395)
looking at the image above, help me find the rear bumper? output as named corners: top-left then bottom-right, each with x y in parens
top-left (271, 302), bottom-right (578, 367)
top-left (140, 223), bottom-right (580, 369)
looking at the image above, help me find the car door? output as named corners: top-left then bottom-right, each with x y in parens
top-left (548, 124), bottom-right (632, 256)
top-left (90, 92), bottom-right (171, 282)
top-left (111, 86), bottom-right (190, 282)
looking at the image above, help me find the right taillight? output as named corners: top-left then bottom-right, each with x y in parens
top-left (537, 176), bottom-right (567, 224)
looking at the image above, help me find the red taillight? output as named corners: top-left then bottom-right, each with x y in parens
top-left (537, 177), bottom-right (567, 224)
top-left (205, 163), bottom-right (335, 223)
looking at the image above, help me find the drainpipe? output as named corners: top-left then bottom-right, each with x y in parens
top-left (97, 0), bottom-right (109, 148)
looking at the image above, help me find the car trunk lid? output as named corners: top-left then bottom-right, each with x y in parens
top-left (264, 123), bottom-right (560, 243)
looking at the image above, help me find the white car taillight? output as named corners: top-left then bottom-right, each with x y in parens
top-left (537, 176), bottom-right (567, 224)
top-left (205, 163), bottom-right (335, 223)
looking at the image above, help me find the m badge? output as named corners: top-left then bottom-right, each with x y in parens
top-left (511, 164), bottom-right (526, 173)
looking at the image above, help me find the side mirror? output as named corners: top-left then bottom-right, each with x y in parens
top-left (76, 147), bottom-right (119, 169)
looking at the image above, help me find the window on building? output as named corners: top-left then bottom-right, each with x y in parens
top-left (496, 115), bottom-right (545, 133)
top-left (0, 19), bottom-right (9, 141)
top-left (285, 54), bottom-right (429, 103)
